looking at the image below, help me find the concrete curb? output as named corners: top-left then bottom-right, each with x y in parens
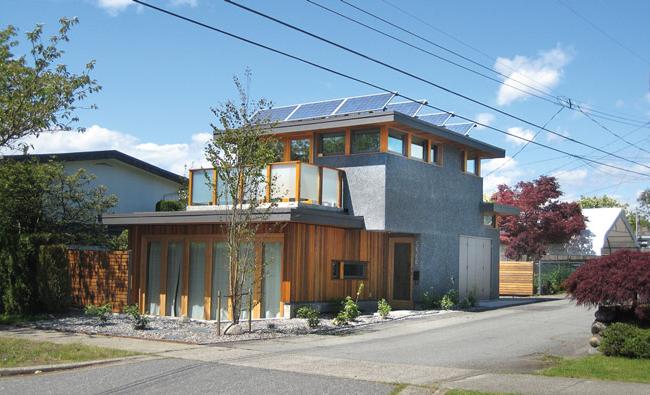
top-left (0, 355), bottom-right (147, 377)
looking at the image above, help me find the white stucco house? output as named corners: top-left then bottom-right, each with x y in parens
top-left (4, 150), bottom-right (186, 213)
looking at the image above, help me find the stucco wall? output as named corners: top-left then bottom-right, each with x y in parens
top-left (63, 159), bottom-right (182, 213)
top-left (316, 147), bottom-right (500, 300)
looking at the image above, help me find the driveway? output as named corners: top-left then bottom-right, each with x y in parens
top-left (5, 298), bottom-right (639, 395)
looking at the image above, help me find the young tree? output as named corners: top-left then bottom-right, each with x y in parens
top-left (204, 70), bottom-right (277, 326)
top-left (492, 176), bottom-right (586, 261)
top-left (0, 18), bottom-right (100, 151)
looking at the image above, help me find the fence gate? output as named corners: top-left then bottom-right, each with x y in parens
top-left (499, 261), bottom-right (534, 296)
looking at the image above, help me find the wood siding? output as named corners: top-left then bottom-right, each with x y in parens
top-left (284, 223), bottom-right (388, 303)
top-left (68, 250), bottom-right (129, 312)
top-left (499, 261), bottom-right (534, 296)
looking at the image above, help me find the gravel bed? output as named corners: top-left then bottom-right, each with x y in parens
top-left (22, 309), bottom-right (451, 345)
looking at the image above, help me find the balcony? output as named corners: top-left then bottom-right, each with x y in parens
top-left (188, 161), bottom-right (344, 209)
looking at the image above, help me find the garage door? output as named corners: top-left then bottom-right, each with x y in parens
top-left (459, 235), bottom-right (492, 300)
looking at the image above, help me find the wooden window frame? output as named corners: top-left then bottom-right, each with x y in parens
top-left (387, 128), bottom-right (407, 156)
top-left (316, 130), bottom-right (346, 157)
top-left (410, 135), bottom-right (427, 162)
top-left (350, 127), bottom-right (381, 154)
top-left (331, 260), bottom-right (368, 280)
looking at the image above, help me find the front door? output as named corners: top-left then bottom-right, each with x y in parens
top-left (388, 238), bottom-right (414, 308)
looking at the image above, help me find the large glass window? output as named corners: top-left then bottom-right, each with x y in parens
top-left (411, 136), bottom-right (426, 161)
top-left (146, 241), bottom-right (161, 315)
top-left (388, 129), bottom-right (406, 155)
top-left (467, 156), bottom-right (477, 175)
top-left (271, 139), bottom-right (285, 162)
top-left (191, 169), bottom-right (214, 205)
top-left (188, 241), bottom-right (206, 320)
top-left (351, 128), bottom-right (380, 154)
top-left (166, 241), bottom-right (183, 317)
top-left (290, 138), bottom-right (311, 162)
top-left (430, 144), bottom-right (440, 164)
top-left (211, 242), bottom-right (230, 321)
top-left (262, 242), bottom-right (282, 319)
top-left (317, 132), bottom-right (345, 156)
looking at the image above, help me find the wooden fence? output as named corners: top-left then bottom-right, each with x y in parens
top-left (68, 250), bottom-right (130, 312)
top-left (499, 261), bottom-right (534, 296)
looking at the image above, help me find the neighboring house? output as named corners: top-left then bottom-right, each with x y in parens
top-left (4, 150), bottom-right (185, 214)
top-left (104, 93), bottom-right (517, 319)
top-left (544, 207), bottom-right (638, 258)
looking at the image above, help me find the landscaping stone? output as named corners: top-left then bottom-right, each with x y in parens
top-left (225, 324), bottom-right (243, 335)
top-left (589, 336), bottom-right (600, 348)
top-left (591, 320), bottom-right (607, 335)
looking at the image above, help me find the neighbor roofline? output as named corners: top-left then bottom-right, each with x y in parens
top-left (2, 150), bottom-right (186, 184)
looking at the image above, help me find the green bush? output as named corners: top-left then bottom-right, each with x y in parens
top-left (124, 304), bottom-right (149, 330)
top-left (377, 298), bottom-right (391, 318)
top-left (342, 296), bottom-right (360, 320)
top-left (155, 200), bottom-right (185, 212)
top-left (421, 289), bottom-right (441, 309)
top-left (333, 310), bottom-right (349, 326)
top-left (601, 323), bottom-right (650, 358)
top-left (441, 289), bottom-right (458, 310)
top-left (296, 306), bottom-right (320, 328)
top-left (84, 303), bottom-right (112, 325)
top-left (535, 265), bottom-right (573, 294)
top-left (36, 245), bottom-right (71, 313)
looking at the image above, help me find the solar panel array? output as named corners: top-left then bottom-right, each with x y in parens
top-left (253, 93), bottom-right (475, 135)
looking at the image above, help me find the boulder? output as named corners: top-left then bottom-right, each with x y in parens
top-left (589, 336), bottom-right (601, 348)
top-left (591, 320), bottom-right (607, 335)
top-left (225, 323), bottom-right (244, 335)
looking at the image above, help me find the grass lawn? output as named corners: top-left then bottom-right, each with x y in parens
top-left (0, 337), bottom-right (137, 368)
top-left (541, 354), bottom-right (650, 384)
top-left (444, 390), bottom-right (516, 395)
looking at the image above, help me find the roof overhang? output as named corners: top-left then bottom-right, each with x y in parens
top-left (256, 111), bottom-right (505, 159)
top-left (480, 202), bottom-right (520, 216)
top-left (103, 206), bottom-right (365, 229)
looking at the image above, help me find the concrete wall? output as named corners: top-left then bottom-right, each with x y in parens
top-left (63, 159), bottom-right (182, 214)
top-left (316, 147), bottom-right (500, 300)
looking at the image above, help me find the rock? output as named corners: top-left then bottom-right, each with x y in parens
top-left (181, 316), bottom-right (190, 323)
top-left (225, 323), bottom-right (244, 335)
top-left (589, 336), bottom-right (601, 348)
top-left (591, 320), bottom-right (607, 335)
top-left (34, 370), bottom-right (43, 375)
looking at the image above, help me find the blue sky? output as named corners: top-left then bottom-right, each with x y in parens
top-left (3, 0), bottom-right (650, 207)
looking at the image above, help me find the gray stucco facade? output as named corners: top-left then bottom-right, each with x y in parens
top-left (316, 145), bottom-right (500, 301)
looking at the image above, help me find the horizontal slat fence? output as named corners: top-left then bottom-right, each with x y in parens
top-left (499, 261), bottom-right (534, 296)
top-left (68, 250), bottom-right (130, 312)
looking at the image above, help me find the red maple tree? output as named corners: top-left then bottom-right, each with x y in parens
top-left (492, 176), bottom-right (586, 260)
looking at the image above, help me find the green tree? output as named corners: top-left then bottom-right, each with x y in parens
top-left (0, 160), bottom-right (116, 314)
top-left (0, 18), bottom-right (100, 151)
top-left (203, 70), bottom-right (278, 326)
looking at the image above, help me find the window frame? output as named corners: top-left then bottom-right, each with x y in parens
top-left (387, 129), bottom-right (407, 156)
top-left (350, 128), bottom-right (381, 154)
top-left (410, 135), bottom-right (427, 161)
top-left (317, 131), bottom-right (346, 157)
top-left (289, 137), bottom-right (312, 162)
top-left (331, 260), bottom-right (368, 280)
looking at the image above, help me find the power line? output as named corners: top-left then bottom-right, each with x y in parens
top-left (576, 105), bottom-right (650, 155)
top-left (131, 0), bottom-right (650, 179)
top-left (485, 107), bottom-right (564, 177)
top-left (373, 0), bottom-right (650, 126)
top-left (225, 0), bottom-right (650, 171)
top-left (557, 0), bottom-right (650, 66)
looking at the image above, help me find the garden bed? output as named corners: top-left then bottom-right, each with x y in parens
top-left (16, 309), bottom-right (451, 344)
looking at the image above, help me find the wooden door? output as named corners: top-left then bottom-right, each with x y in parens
top-left (388, 237), bottom-right (414, 308)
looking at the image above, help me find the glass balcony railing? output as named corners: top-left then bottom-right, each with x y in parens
top-left (188, 161), bottom-right (343, 209)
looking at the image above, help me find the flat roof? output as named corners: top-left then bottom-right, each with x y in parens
top-left (103, 206), bottom-right (365, 229)
top-left (2, 150), bottom-right (186, 184)
top-left (259, 110), bottom-right (505, 158)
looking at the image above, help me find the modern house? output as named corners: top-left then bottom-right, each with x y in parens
top-left (104, 93), bottom-right (515, 320)
top-left (3, 150), bottom-right (186, 213)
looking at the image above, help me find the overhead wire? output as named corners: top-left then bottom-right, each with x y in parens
top-left (130, 0), bottom-right (650, 179)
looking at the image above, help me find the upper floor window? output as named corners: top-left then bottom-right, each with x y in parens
top-left (191, 169), bottom-right (213, 205)
top-left (430, 143), bottom-right (440, 165)
top-left (462, 150), bottom-right (480, 176)
top-left (271, 139), bottom-right (285, 162)
top-left (411, 136), bottom-right (426, 161)
top-left (351, 128), bottom-right (380, 154)
top-left (388, 129), bottom-right (406, 156)
top-left (290, 138), bottom-right (311, 162)
top-left (318, 132), bottom-right (345, 156)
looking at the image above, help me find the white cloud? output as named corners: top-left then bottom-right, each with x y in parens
top-left (5, 125), bottom-right (210, 175)
top-left (494, 46), bottom-right (573, 106)
top-left (505, 126), bottom-right (534, 146)
top-left (551, 168), bottom-right (588, 187)
top-left (482, 156), bottom-right (523, 194)
top-left (545, 127), bottom-right (570, 142)
top-left (474, 113), bottom-right (495, 130)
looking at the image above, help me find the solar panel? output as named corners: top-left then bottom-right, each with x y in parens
top-left (385, 101), bottom-right (425, 116)
top-left (254, 105), bottom-right (298, 122)
top-left (287, 99), bottom-right (344, 121)
top-left (417, 113), bottom-right (452, 126)
top-left (445, 123), bottom-right (475, 135)
top-left (334, 92), bottom-right (394, 115)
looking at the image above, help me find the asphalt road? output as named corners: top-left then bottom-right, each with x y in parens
top-left (0, 299), bottom-right (596, 394)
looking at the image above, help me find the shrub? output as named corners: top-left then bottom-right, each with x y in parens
top-left (467, 292), bottom-right (477, 307)
top-left (421, 289), bottom-right (441, 309)
top-left (600, 323), bottom-right (650, 358)
top-left (84, 303), bottom-right (112, 324)
top-left (440, 289), bottom-right (458, 310)
top-left (564, 250), bottom-right (650, 321)
top-left (333, 311), bottom-right (349, 326)
top-left (342, 296), bottom-right (360, 320)
top-left (155, 200), bottom-right (185, 212)
top-left (535, 265), bottom-right (573, 294)
top-left (36, 244), bottom-right (71, 313)
top-left (296, 306), bottom-right (320, 328)
top-left (124, 304), bottom-right (149, 330)
top-left (377, 298), bottom-right (391, 318)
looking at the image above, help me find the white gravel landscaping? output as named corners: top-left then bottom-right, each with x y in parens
top-left (21, 309), bottom-right (453, 344)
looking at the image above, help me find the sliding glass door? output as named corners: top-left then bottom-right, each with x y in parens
top-left (146, 241), bottom-right (161, 315)
top-left (211, 242), bottom-right (230, 321)
top-left (166, 241), bottom-right (183, 317)
top-left (262, 242), bottom-right (282, 318)
top-left (188, 241), bottom-right (206, 320)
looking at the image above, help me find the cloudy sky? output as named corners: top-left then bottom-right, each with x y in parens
top-left (3, 0), bottom-right (650, 206)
